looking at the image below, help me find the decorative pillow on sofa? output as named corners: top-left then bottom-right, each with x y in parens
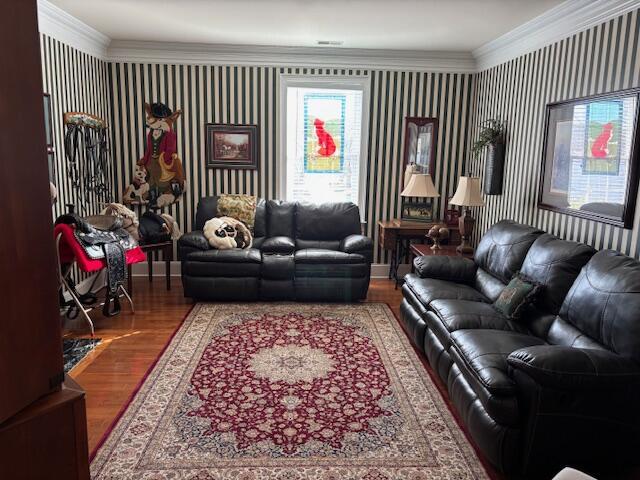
top-left (203, 216), bottom-right (253, 250)
top-left (217, 194), bottom-right (257, 231)
top-left (493, 273), bottom-right (541, 319)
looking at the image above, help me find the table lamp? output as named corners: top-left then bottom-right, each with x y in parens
top-left (400, 174), bottom-right (439, 222)
top-left (449, 176), bottom-right (484, 254)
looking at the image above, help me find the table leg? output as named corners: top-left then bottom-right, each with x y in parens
top-left (127, 264), bottom-right (133, 296)
top-left (165, 244), bottom-right (172, 291)
top-left (392, 239), bottom-right (402, 289)
top-left (147, 249), bottom-right (153, 283)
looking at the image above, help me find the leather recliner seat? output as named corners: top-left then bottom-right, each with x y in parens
top-left (400, 220), bottom-right (640, 476)
top-left (178, 196), bottom-right (373, 301)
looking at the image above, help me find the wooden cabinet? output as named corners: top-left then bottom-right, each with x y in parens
top-left (0, 1), bottom-right (89, 478)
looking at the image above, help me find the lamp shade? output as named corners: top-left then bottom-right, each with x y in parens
top-left (449, 176), bottom-right (484, 206)
top-left (400, 174), bottom-right (439, 198)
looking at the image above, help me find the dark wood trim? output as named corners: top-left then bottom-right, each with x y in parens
top-left (403, 117), bottom-right (438, 179)
top-left (537, 87), bottom-right (640, 229)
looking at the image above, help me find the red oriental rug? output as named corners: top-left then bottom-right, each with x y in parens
top-left (90, 303), bottom-right (490, 479)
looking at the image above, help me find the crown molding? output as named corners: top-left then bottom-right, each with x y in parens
top-left (107, 40), bottom-right (477, 73)
top-left (473, 0), bottom-right (639, 72)
top-left (37, 0), bottom-right (110, 58)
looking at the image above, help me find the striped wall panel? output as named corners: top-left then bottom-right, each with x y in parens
top-left (40, 34), bottom-right (111, 281)
top-left (109, 64), bottom-right (474, 263)
top-left (40, 34), bottom-right (112, 219)
top-left (469, 8), bottom-right (640, 257)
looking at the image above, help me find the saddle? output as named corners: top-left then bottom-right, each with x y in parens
top-left (55, 213), bottom-right (137, 317)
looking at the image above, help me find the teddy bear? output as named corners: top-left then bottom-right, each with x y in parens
top-left (122, 164), bottom-right (150, 204)
top-left (203, 217), bottom-right (253, 250)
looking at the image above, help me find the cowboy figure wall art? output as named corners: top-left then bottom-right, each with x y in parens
top-left (123, 102), bottom-right (186, 207)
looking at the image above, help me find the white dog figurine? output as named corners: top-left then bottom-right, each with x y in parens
top-left (123, 164), bottom-right (150, 204)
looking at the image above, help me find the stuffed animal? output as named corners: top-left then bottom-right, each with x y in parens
top-left (203, 216), bottom-right (253, 250)
top-left (123, 164), bottom-right (150, 204)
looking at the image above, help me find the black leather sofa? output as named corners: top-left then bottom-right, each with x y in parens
top-left (178, 196), bottom-right (373, 301)
top-left (400, 220), bottom-right (640, 476)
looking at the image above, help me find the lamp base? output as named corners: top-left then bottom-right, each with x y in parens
top-left (456, 208), bottom-right (475, 255)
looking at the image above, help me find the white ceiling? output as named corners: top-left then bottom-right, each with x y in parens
top-left (48, 0), bottom-right (565, 52)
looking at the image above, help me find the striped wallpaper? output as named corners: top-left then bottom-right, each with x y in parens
top-left (109, 64), bottom-right (474, 263)
top-left (40, 33), bottom-right (112, 220)
top-left (469, 8), bottom-right (640, 257)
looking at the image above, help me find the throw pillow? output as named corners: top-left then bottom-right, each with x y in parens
top-left (203, 216), bottom-right (253, 250)
top-left (493, 273), bottom-right (541, 319)
top-left (217, 194), bottom-right (257, 231)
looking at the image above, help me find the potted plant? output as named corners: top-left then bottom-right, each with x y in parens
top-left (472, 119), bottom-right (506, 195)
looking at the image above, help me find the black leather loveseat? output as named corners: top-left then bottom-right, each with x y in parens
top-left (178, 196), bottom-right (373, 301)
top-left (400, 220), bottom-right (640, 476)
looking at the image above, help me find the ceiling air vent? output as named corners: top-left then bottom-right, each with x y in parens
top-left (317, 40), bottom-right (343, 46)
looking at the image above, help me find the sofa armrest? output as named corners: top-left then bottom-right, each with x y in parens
top-left (413, 256), bottom-right (477, 283)
top-left (340, 234), bottom-right (373, 263)
top-left (178, 231), bottom-right (209, 260)
top-left (508, 345), bottom-right (640, 390)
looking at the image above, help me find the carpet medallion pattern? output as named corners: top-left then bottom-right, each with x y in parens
top-left (91, 304), bottom-right (489, 479)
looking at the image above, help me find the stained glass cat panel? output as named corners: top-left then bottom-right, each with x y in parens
top-left (539, 89), bottom-right (640, 228)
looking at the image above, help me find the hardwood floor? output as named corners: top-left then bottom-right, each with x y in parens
top-left (64, 277), bottom-right (403, 453)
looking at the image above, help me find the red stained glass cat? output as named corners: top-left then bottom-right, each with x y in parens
top-left (591, 122), bottom-right (614, 158)
top-left (313, 118), bottom-right (337, 156)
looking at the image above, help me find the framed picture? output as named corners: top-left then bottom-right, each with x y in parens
top-left (401, 201), bottom-right (433, 222)
top-left (538, 88), bottom-right (640, 229)
top-left (205, 124), bottom-right (259, 169)
top-left (403, 117), bottom-right (438, 178)
top-left (43, 93), bottom-right (53, 153)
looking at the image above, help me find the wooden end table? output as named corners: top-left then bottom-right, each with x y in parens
top-left (378, 219), bottom-right (461, 287)
top-left (409, 243), bottom-right (473, 265)
top-left (127, 240), bottom-right (173, 295)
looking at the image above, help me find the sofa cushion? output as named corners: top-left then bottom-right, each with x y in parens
top-left (451, 330), bottom-right (546, 395)
top-left (559, 250), bottom-right (640, 361)
top-left (449, 329), bottom-right (544, 426)
top-left (295, 202), bottom-right (360, 240)
top-left (267, 200), bottom-right (296, 237)
top-left (194, 196), bottom-right (218, 230)
top-left (294, 248), bottom-right (367, 278)
top-left (474, 220), bottom-right (544, 284)
top-left (428, 299), bottom-right (530, 350)
top-left (296, 239), bottom-right (341, 251)
top-left (261, 236), bottom-right (295, 254)
top-left (294, 248), bottom-right (365, 264)
top-left (183, 248), bottom-right (262, 277)
top-left (520, 234), bottom-right (595, 315)
top-left (186, 248), bottom-right (261, 263)
top-left (403, 274), bottom-right (489, 308)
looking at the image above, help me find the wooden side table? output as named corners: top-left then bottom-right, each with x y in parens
top-left (127, 240), bottom-right (173, 294)
top-left (378, 219), bottom-right (461, 287)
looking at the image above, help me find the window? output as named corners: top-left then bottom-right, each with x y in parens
top-left (280, 76), bottom-right (369, 207)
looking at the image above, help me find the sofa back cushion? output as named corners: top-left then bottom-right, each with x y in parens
top-left (558, 250), bottom-right (640, 361)
top-left (520, 234), bottom-right (595, 315)
top-left (195, 196), bottom-right (218, 231)
top-left (474, 220), bottom-right (544, 284)
top-left (295, 202), bottom-right (361, 240)
top-left (267, 200), bottom-right (296, 237)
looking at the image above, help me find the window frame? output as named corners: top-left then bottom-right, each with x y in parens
top-left (278, 74), bottom-right (371, 212)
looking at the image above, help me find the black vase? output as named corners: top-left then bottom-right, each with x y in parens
top-left (484, 142), bottom-right (505, 195)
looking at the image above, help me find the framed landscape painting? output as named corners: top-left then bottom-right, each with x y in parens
top-left (538, 88), bottom-right (640, 229)
top-left (205, 124), bottom-right (259, 170)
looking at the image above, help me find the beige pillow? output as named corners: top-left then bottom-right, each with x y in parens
top-left (217, 194), bottom-right (257, 231)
